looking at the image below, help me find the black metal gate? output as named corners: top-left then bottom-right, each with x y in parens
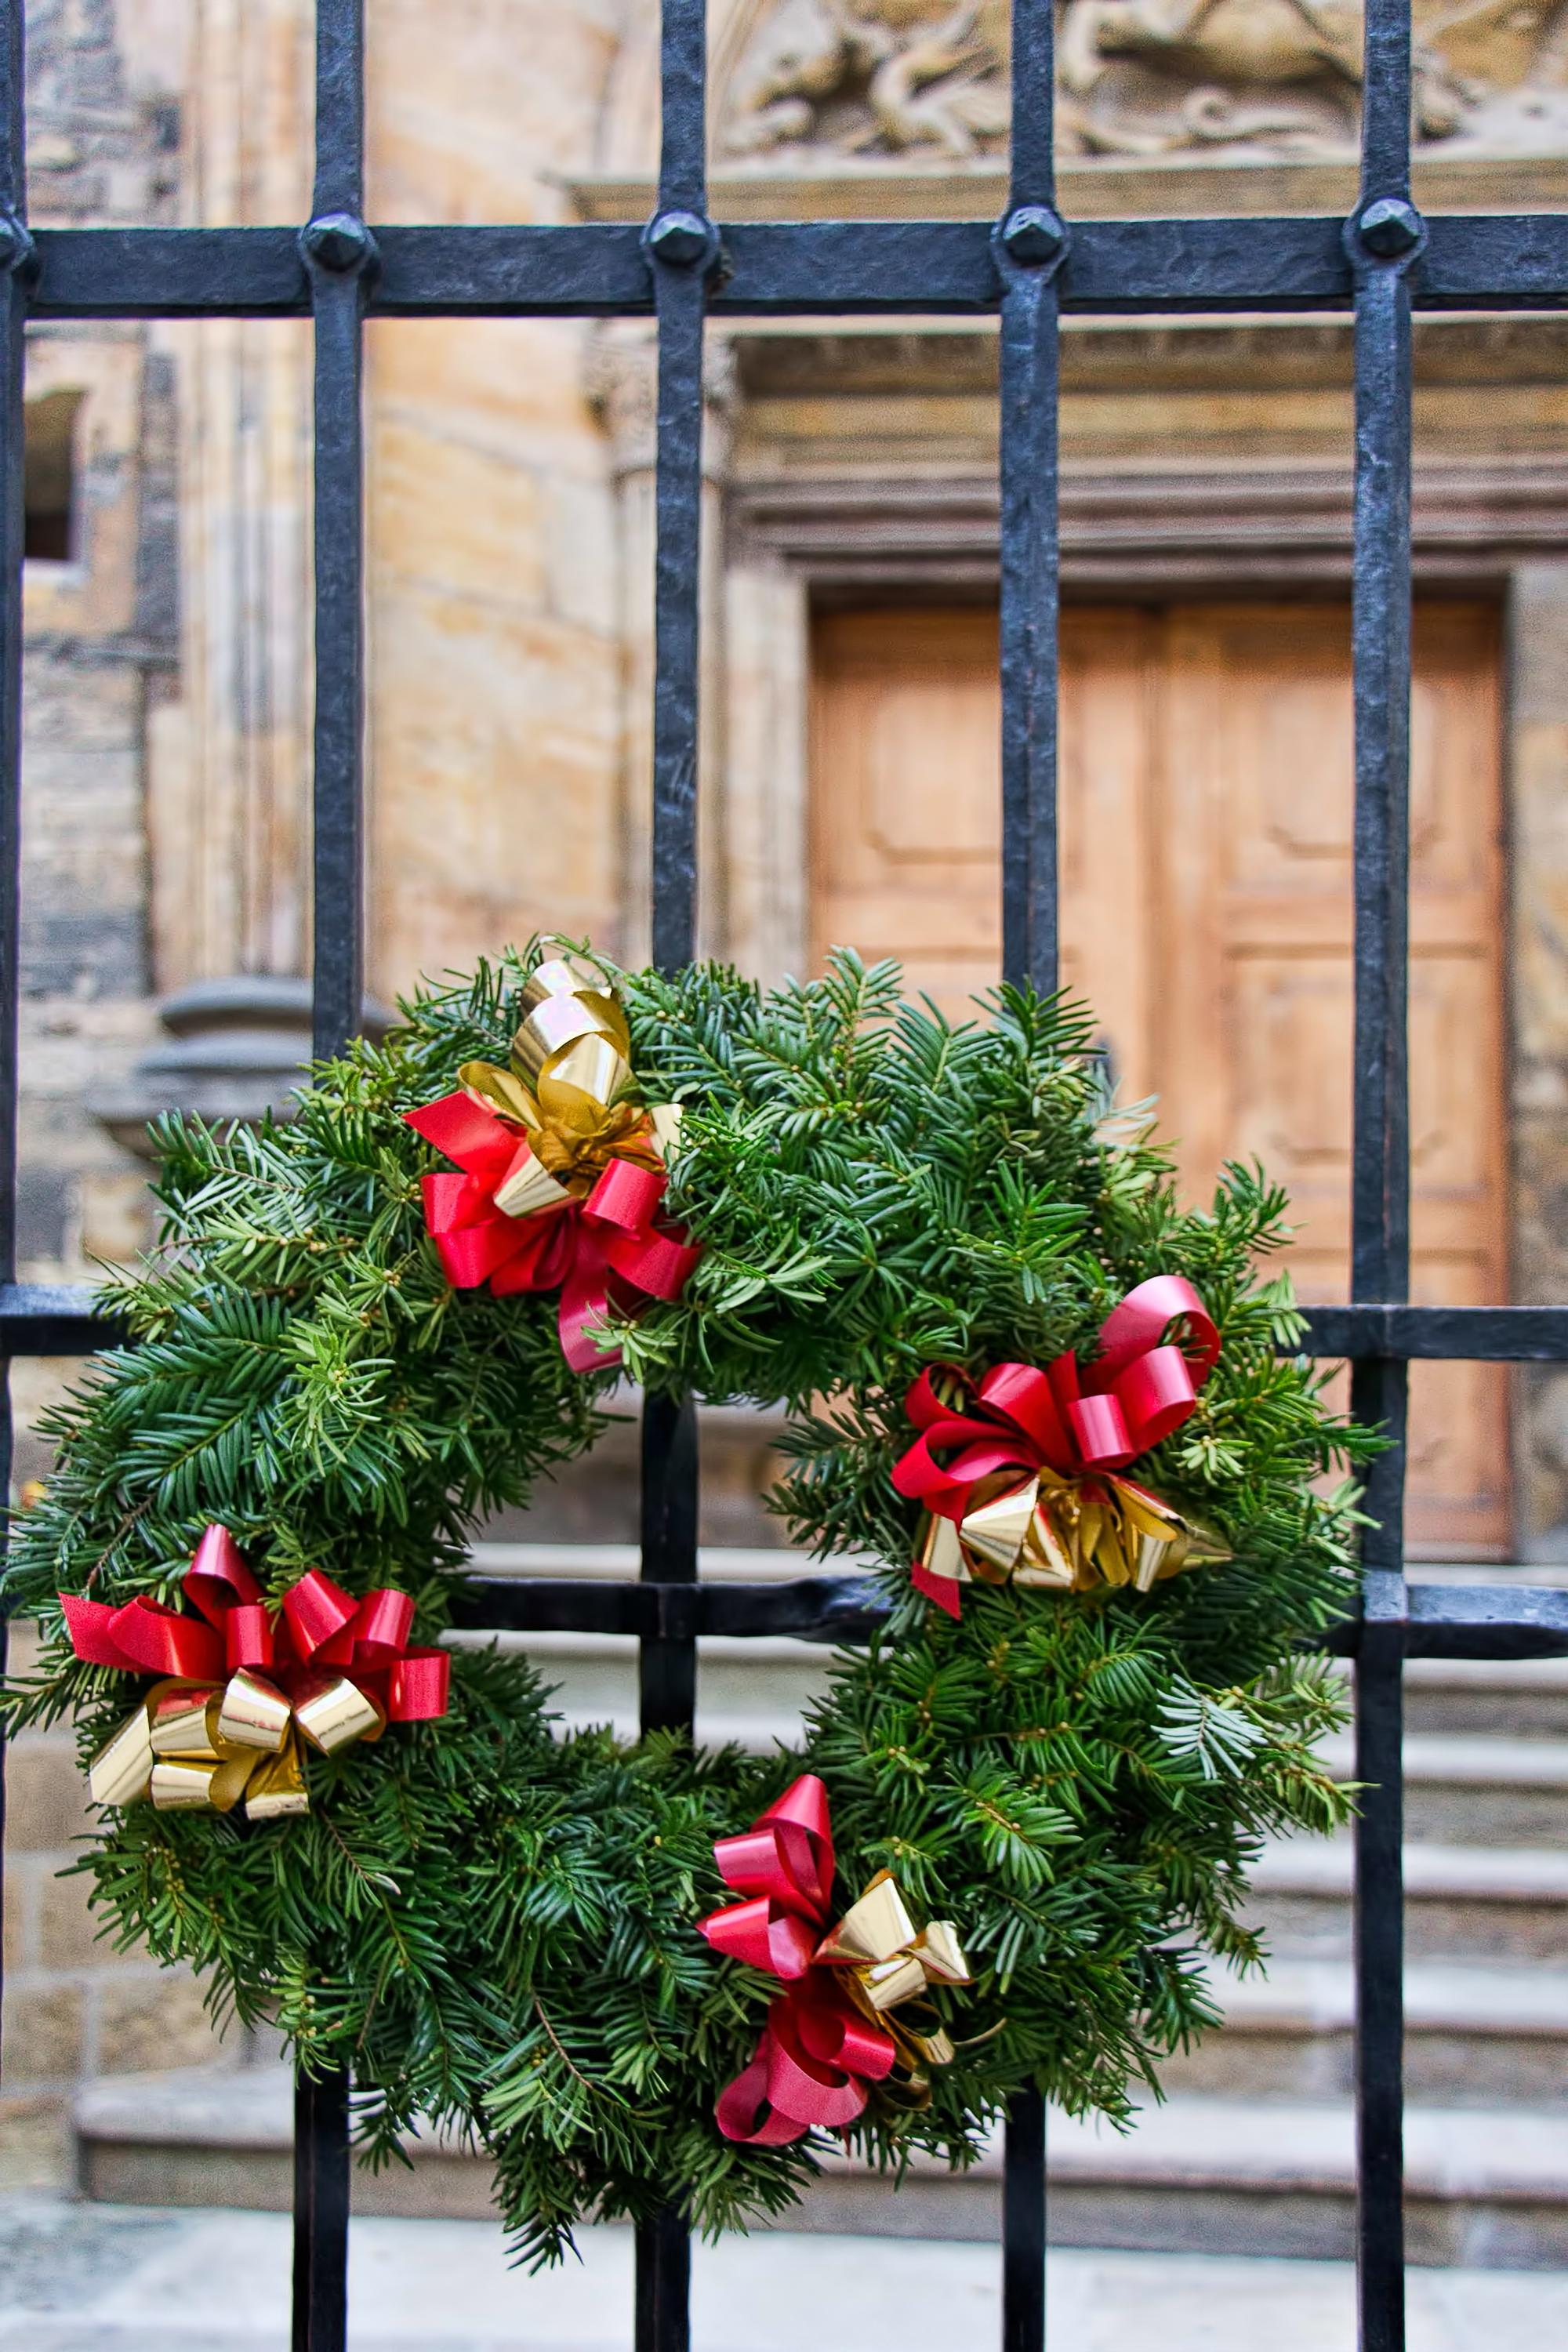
top-left (2, 2), bottom-right (1566, 2349)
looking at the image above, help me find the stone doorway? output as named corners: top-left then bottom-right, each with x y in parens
top-left (810, 599), bottom-right (1508, 1558)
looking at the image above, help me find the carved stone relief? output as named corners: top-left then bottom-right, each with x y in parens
top-left (715, 0), bottom-right (1568, 165)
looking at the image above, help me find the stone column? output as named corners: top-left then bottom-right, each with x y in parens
top-left (1508, 564), bottom-right (1568, 1557)
top-left (152, 0), bottom-right (314, 989)
top-left (587, 324), bottom-right (735, 967)
top-left (724, 557), bottom-right (811, 985)
top-left (127, 0), bottom-right (321, 1127)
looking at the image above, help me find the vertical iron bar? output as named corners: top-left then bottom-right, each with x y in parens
top-left (646, 0), bottom-right (710, 976)
top-left (637, 9), bottom-right (709, 2352)
top-left (292, 2067), bottom-right (351, 2352)
top-left (996, 0), bottom-right (1065, 1001)
top-left (639, 1387), bottom-right (699, 1733)
top-left (306, 0), bottom-right (372, 1068)
top-left (635, 2200), bottom-right (693, 2352)
top-left (307, 264), bottom-right (368, 1066)
top-left (996, 7), bottom-right (1063, 2347)
top-left (0, 0), bottom-right (30, 2096)
top-left (1348, 5), bottom-right (1417, 2348)
top-left (295, 4), bottom-right (369, 2347)
top-left (1003, 2088), bottom-right (1047, 2352)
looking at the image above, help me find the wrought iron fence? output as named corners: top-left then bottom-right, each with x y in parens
top-left (0, 2), bottom-right (1566, 2349)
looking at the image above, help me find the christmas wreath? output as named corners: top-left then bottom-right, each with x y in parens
top-left (2, 943), bottom-right (1371, 2259)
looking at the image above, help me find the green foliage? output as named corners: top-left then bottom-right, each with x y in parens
top-left (2, 942), bottom-right (1374, 2260)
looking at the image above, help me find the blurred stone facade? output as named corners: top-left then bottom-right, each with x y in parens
top-left (10, 0), bottom-right (1568, 2153)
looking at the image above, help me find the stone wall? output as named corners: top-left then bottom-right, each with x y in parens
top-left (363, 1), bottom-right (629, 996)
top-left (1508, 564), bottom-right (1568, 1556)
top-left (2, 1628), bottom-right (234, 2187)
top-left (3, 0), bottom-right (634, 2172)
top-left (14, 0), bottom-right (183, 1379)
top-left (2, 0), bottom-right (227, 2178)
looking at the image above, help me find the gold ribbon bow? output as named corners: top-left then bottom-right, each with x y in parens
top-left (459, 947), bottom-right (680, 1215)
top-left (919, 1467), bottom-right (1232, 1602)
top-left (88, 1666), bottom-right (385, 1822)
top-left (816, 1868), bottom-right (971, 2089)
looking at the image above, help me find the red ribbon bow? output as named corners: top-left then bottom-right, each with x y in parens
top-left (59, 1523), bottom-right (451, 1724)
top-left (699, 1775), bottom-right (968, 2145)
top-left (892, 1275), bottom-right (1221, 1616)
top-left (403, 1089), bottom-right (699, 1373)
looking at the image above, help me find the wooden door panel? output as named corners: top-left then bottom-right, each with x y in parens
top-left (810, 608), bottom-right (1000, 1010)
top-left (1058, 610), bottom-right (1158, 1096)
top-left (1227, 953), bottom-right (1354, 1230)
top-left (809, 598), bottom-right (1508, 1555)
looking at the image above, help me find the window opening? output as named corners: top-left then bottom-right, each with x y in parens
top-left (23, 387), bottom-right (82, 563)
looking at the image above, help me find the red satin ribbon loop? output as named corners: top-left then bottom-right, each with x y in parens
top-left (282, 1567), bottom-right (360, 1662)
top-left (60, 1592), bottom-right (223, 1682)
top-left (421, 1172), bottom-right (525, 1290)
top-left (351, 1588), bottom-right (417, 1663)
top-left (223, 1602), bottom-right (274, 1671)
top-left (713, 2038), bottom-right (812, 2147)
top-left (384, 1646), bottom-right (452, 1722)
top-left (711, 1773), bottom-right (835, 1919)
top-left (183, 1523), bottom-right (261, 1617)
top-left (584, 1155), bottom-right (663, 1236)
top-left (793, 1980), bottom-right (898, 2085)
top-left (764, 1989), bottom-right (883, 2127)
top-left (702, 1773), bottom-right (837, 1985)
top-left (405, 1092), bottom-right (515, 1187)
top-left (1091, 1274), bottom-right (1219, 1389)
top-left (1065, 1389), bottom-right (1136, 1471)
top-left (700, 1894), bottom-right (819, 1980)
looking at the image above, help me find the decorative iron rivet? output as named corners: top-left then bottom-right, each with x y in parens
top-left (1356, 195), bottom-right (1423, 260)
top-left (1000, 205), bottom-right (1066, 266)
top-left (646, 209), bottom-right (714, 268)
top-left (301, 211), bottom-right (376, 274)
top-left (0, 212), bottom-right (35, 278)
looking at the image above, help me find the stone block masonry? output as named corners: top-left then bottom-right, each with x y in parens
top-left (1, 1624), bottom-right (236, 2189)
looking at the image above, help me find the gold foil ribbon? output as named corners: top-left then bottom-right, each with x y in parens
top-left (917, 1467), bottom-right (1232, 1606)
top-left (457, 949), bottom-right (681, 1213)
top-left (85, 1664), bottom-right (386, 1821)
top-left (818, 1870), bottom-right (971, 2100)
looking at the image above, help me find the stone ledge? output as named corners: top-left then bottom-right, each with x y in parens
top-left (1252, 1838), bottom-right (1568, 1902)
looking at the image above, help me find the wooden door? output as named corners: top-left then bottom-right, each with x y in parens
top-left (810, 602), bottom-right (1508, 1557)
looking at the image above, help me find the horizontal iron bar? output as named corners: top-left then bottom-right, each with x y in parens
top-left (449, 1572), bottom-right (889, 1645)
top-left (452, 1573), bottom-right (1568, 1659)
top-left (0, 1284), bottom-right (122, 1353)
top-left (4, 1292), bottom-right (1568, 1362)
top-left (1297, 1305), bottom-right (1568, 1359)
top-left (22, 216), bottom-right (1568, 321)
top-left (1403, 1582), bottom-right (1568, 1661)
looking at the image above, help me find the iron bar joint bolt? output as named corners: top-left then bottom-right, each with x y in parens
top-left (643, 208), bottom-right (723, 283)
top-left (300, 210), bottom-right (380, 284)
top-left (1347, 193), bottom-right (1427, 279)
top-left (995, 204), bottom-right (1069, 286)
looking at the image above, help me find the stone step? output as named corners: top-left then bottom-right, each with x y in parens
top-left (73, 2067), bottom-right (1568, 2267)
top-left (1315, 1732), bottom-right (1568, 1843)
top-left (1402, 1657), bottom-right (1568, 1740)
top-left (1162, 1958), bottom-right (1568, 2103)
top-left (1245, 1838), bottom-right (1568, 1962)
